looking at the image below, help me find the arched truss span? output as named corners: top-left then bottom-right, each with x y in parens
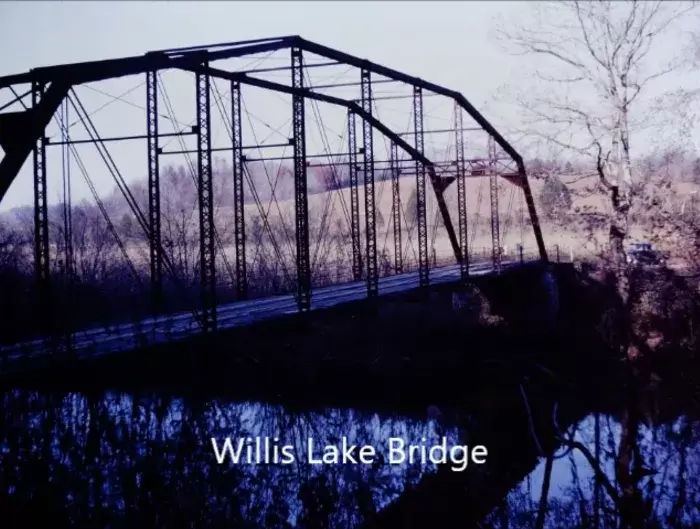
top-left (0, 35), bottom-right (548, 327)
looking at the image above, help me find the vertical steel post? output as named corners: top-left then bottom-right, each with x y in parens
top-left (292, 47), bottom-right (311, 311)
top-left (231, 80), bottom-right (247, 299)
top-left (361, 69), bottom-right (378, 297)
top-left (488, 136), bottom-right (501, 273)
top-left (196, 63), bottom-right (217, 331)
top-left (347, 109), bottom-right (362, 281)
top-left (390, 142), bottom-right (403, 274)
top-left (413, 85), bottom-right (428, 286)
top-left (454, 102), bottom-right (469, 280)
top-left (146, 70), bottom-right (163, 310)
top-left (32, 81), bottom-right (51, 328)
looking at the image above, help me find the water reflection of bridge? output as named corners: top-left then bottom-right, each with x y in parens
top-left (0, 371), bottom-right (585, 528)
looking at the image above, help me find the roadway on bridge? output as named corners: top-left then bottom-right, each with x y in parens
top-left (1, 261), bottom-right (509, 368)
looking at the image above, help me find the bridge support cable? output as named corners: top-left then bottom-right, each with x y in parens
top-left (347, 109), bottom-right (362, 281)
top-left (454, 103), bottom-right (469, 280)
top-left (300, 62), bottom-right (354, 280)
top-left (291, 47), bottom-right (311, 311)
top-left (231, 80), bottom-right (247, 299)
top-left (361, 70), bottom-right (378, 297)
top-left (146, 70), bottom-right (163, 311)
top-left (53, 111), bottom-right (143, 291)
top-left (185, 63), bottom-right (463, 268)
top-left (58, 100), bottom-right (74, 348)
top-left (488, 136), bottom-right (501, 273)
top-left (237, 97), bottom-right (297, 262)
top-left (32, 81), bottom-right (52, 331)
top-left (293, 36), bottom-right (545, 261)
top-left (196, 66), bottom-right (217, 331)
top-left (242, 162), bottom-right (294, 288)
top-left (0, 87), bottom-right (31, 112)
top-left (68, 91), bottom-right (149, 235)
top-left (413, 85), bottom-right (429, 287)
top-left (208, 79), bottom-right (295, 291)
top-left (500, 186), bottom-right (517, 251)
top-left (0, 37), bottom-right (547, 265)
top-left (206, 79), bottom-right (250, 291)
top-left (60, 99), bottom-right (74, 281)
top-left (69, 86), bottom-right (204, 329)
top-left (390, 142), bottom-right (403, 274)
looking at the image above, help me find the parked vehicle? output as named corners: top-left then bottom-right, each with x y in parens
top-left (626, 242), bottom-right (665, 267)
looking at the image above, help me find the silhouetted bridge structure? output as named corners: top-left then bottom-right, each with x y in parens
top-left (0, 36), bottom-right (550, 368)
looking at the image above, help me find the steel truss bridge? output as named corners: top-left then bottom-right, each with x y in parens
top-left (0, 36), bottom-right (548, 351)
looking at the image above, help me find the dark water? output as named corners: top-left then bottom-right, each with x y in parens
top-left (482, 412), bottom-right (699, 529)
top-left (0, 368), bottom-right (698, 529)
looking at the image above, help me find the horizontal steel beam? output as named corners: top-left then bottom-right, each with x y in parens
top-left (0, 38), bottom-right (297, 88)
top-left (0, 88), bottom-right (31, 111)
top-left (160, 141), bottom-right (290, 156)
top-left (45, 130), bottom-right (194, 146)
top-left (237, 61), bottom-right (339, 75)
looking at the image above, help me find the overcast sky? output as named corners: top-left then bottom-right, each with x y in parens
top-left (1, 1), bottom-right (697, 211)
top-left (1, 1), bottom-right (519, 98)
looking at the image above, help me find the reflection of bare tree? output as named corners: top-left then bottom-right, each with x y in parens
top-left (0, 389), bottom-right (458, 528)
top-left (490, 384), bottom-right (699, 529)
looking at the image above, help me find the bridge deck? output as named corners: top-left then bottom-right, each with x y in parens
top-left (1, 261), bottom-right (513, 370)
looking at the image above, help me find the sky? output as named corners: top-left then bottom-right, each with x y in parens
top-left (1, 1), bottom-right (698, 211)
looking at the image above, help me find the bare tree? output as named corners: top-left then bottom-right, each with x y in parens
top-left (499, 1), bottom-right (695, 300)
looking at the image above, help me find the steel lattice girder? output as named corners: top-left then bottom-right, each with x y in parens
top-left (454, 102), bottom-right (469, 280)
top-left (291, 47), bottom-right (311, 311)
top-left (0, 35), bottom-right (547, 263)
top-left (347, 109), bottom-right (362, 281)
top-left (390, 142), bottom-right (402, 274)
top-left (413, 85), bottom-right (429, 287)
top-left (146, 70), bottom-right (163, 308)
top-left (361, 69), bottom-right (378, 298)
top-left (32, 81), bottom-right (51, 327)
top-left (488, 137), bottom-right (501, 273)
top-left (196, 66), bottom-right (217, 331)
top-left (231, 80), bottom-right (247, 300)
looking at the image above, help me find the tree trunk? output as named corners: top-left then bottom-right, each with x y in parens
top-left (606, 119), bottom-right (636, 361)
top-left (610, 120), bottom-right (633, 305)
top-left (616, 392), bottom-right (647, 529)
top-left (535, 453), bottom-right (554, 529)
